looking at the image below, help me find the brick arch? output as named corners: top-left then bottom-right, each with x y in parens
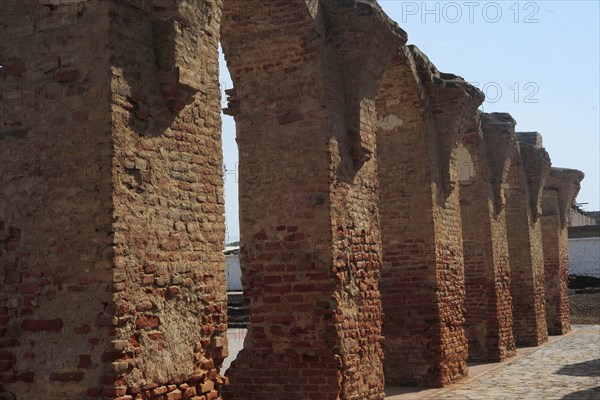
top-left (541, 168), bottom-right (584, 335)
top-left (459, 113), bottom-right (517, 362)
top-left (1, 1), bottom-right (578, 399)
top-left (504, 132), bottom-right (551, 346)
top-left (376, 47), bottom-right (441, 386)
top-left (0, 0), bottom-right (409, 398)
top-left (376, 45), bottom-right (482, 387)
top-left (220, 1), bottom-right (404, 399)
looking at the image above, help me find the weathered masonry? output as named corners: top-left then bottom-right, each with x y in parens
top-left (460, 112), bottom-right (517, 362)
top-left (541, 168), bottom-right (584, 335)
top-left (377, 46), bottom-right (483, 387)
top-left (504, 133), bottom-right (551, 346)
top-left (221, 1), bottom-right (404, 399)
top-left (0, 1), bottom-right (586, 399)
top-left (1, 1), bottom-right (227, 399)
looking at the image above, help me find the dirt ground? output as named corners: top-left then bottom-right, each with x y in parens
top-left (569, 292), bottom-right (600, 324)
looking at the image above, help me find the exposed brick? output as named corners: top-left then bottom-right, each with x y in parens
top-left (505, 132), bottom-right (551, 346)
top-left (0, 1), bottom-right (581, 399)
top-left (277, 111), bottom-right (303, 125)
top-left (541, 168), bottom-right (583, 335)
top-left (221, 2), bottom-right (405, 398)
top-left (20, 319), bottom-right (63, 332)
top-left (74, 324), bottom-right (91, 334)
top-left (49, 371), bottom-right (85, 382)
top-left (0, 61), bottom-right (26, 77)
top-left (16, 371), bottom-right (34, 383)
top-left (459, 112), bottom-right (518, 362)
top-left (135, 315), bottom-right (160, 330)
top-left (78, 354), bottom-right (93, 369)
top-left (54, 68), bottom-right (80, 82)
top-left (378, 46), bottom-right (482, 386)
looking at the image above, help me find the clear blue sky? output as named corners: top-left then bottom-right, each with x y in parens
top-left (220, 1), bottom-right (600, 242)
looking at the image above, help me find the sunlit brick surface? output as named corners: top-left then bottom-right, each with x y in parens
top-left (377, 46), bottom-right (483, 387)
top-left (0, 1), bottom-right (585, 399)
top-left (1, 1), bottom-right (227, 399)
top-left (505, 133), bottom-right (551, 346)
top-left (221, 1), bottom-right (404, 399)
top-left (460, 112), bottom-right (516, 362)
top-left (541, 168), bottom-right (583, 335)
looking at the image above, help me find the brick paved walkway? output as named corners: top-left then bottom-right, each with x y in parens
top-left (386, 325), bottom-right (600, 399)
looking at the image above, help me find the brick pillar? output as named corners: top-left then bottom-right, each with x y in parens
top-left (220, 1), bottom-right (404, 399)
top-left (1, 1), bottom-right (227, 399)
top-left (505, 132), bottom-right (551, 346)
top-left (541, 168), bottom-right (584, 335)
top-left (377, 46), bottom-right (483, 387)
top-left (458, 112), bottom-right (517, 361)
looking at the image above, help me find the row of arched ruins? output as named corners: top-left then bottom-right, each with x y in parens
top-left (0, 1), bottom-right (584, 400)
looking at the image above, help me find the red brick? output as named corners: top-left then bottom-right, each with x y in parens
top-left (20, 319), bottom-right (63, 332)
top-left (1, 62), bottom-right (25, 77)
top-left (78, 354), bottom-right (92, 369)
top-left (277, 111), bottom-right (303, 125)
top-left (74, 324), bottom-right (91, 334)
top-left (135, 315), bottom-right (160, 329)
top-left (20, 282), bottom-right (40, 294)
top-left (55, 68), bottom-right (80, 82)
top-left (17, 371), bottom-right (34, 382)
top-left (49, 371), bottom-right (85, 382)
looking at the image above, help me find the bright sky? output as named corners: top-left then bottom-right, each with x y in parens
top-left (220, 1), bottom-right (600, 242)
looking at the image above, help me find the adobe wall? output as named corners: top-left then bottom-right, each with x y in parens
top-left (1, 1), bottom-right (227, 399)
top-left (505, 132), bottom-right (550, 346)
top-left (541, 168), bottom-right (583, 335)
top-left (377, 45), bottom-right (482, 387)
top-left (459, 112), bottom-right (516, 361)
top-left (221, 1), bottom-right (404, 398)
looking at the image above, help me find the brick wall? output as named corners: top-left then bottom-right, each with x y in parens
top-left (460, 112), bottom-right (516, 362)
top-left (505, 133), bottom-right (550, 346)
top-left (377, 46), bottom-right (482, 387)
top-left (1, 1), bottom-right (227, 399)
top-left (541, 189), bottom-right (565, 334)
top-left (542, 168), bottom-right (583, 335)
top-left (0, 1), bottom-right (585, 398)
top-left (377, 48), bottom-right (440, 386)
top-left (221, 1), bottom-right (403, 398)
top-left (1, 2), bottom-right (113, 398)
top-left (108, 1), bottom-right (227, 399)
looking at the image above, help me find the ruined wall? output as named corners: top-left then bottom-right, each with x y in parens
top-left (1, 2), bottom-right (113, 398)
top-left (1, 0), bottom-right (585, 399)
top-left (377, 48), bottom-right (440, 386)
top-left (541, 168), bottom-right (583, 335)
top-left (541, 190), bottom-right (564, 334)
top-left (377, 46), bottom-right (482, 386)
top-left (109, 1), bottom-right (227, 399)
top-left (414, 47), bottom-right (480, 387)
top-left (505, 133), bottom-right (550, 346)
top-left (221, 1), bottom-right (404, 398)
top-left (459, 112), bottom-right (515, 361)
top-left (1, 1), bottom-right (227, 399)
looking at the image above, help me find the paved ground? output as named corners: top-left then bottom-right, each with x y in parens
top-left (387, 325), bottom-right (600, 400)
top-left (223, 325), bottom-right (600, 399)
top-left (223, 328), bottom-right (247, 372)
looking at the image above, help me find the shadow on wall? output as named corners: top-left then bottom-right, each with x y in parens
top-left (114, 4), bottom-right (196, 139)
